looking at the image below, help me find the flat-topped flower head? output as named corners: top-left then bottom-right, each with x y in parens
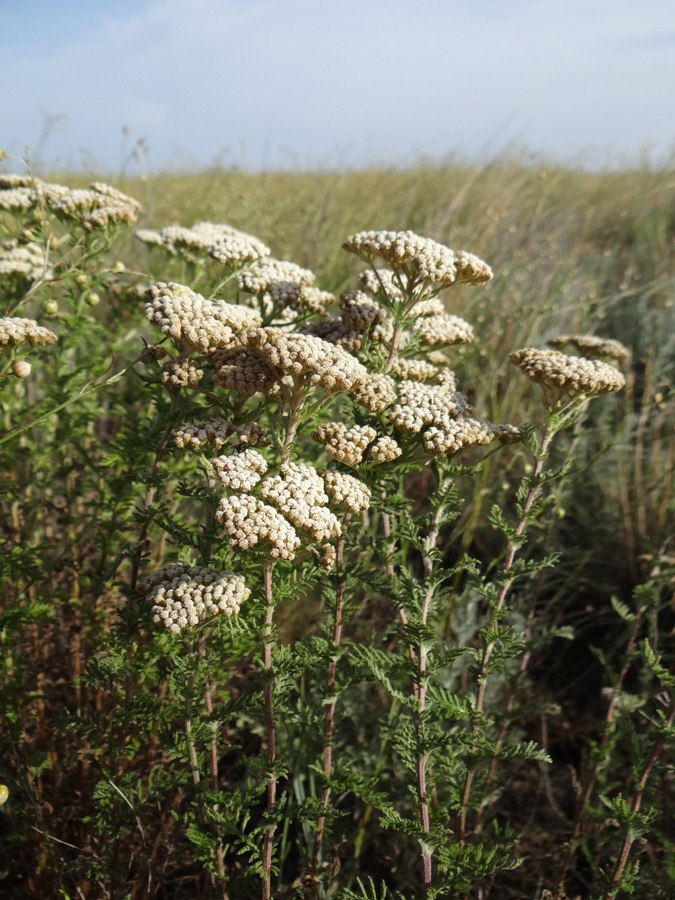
top-left (212, 447), bottom-right (268, 492)
top-left (370, 435), bottom-right (403, 463)
top-left (212, 346), bottom-right (281, 395)
top-left (260, 463), bottom-right (341, 541)
top-left (390, 358), bottom-right (439, 382)
top-left (145, 282), bottom-right (261, 351)
top-left (135, 228), bottom-right (170, 250)
top-left (389, 380), bottom-right (472, 434)
top-left (323, 470), bottom-right (371, 513)
top-left (161, 357), bottom-right (203, 389)
top-left (410, 297), bottom-right (445, 318)
top-left (453, 250), bottom-right (494, 285)
top-left (302, 318), bottom-right (363, 353)
top-left (339, 291), bottom-right (387, 332)
top-left (311, 422), bottom-right (377, 468)
top-left (175, 418), bottom-right (234, 450)
top-left (240, 329), bottom-right (368, 393)
top-left (422, 418), bottom-right (495, 456)
top-left (510, 347), bottom-right (625, 406)
top-left (414, 313), bottom-right (474, 347)
top-left (548, 334), bottom-right (630, 362)
top-left (208, 230), bottom-right (270, 268)
top-left (52, 182), bottom-right (140, 228)
top-left (358, 267), bottom-right (404, 302)
top-left (216, 495), bottom-right (301, 559)
top-left (139, 563), bottom-right (249, 634)
top-left (0, 317), bottom-right (57, 348)
top-left (237, 259), bottom-right (315, 305)
top-left (0, 242), bottom-right (50, 280)
top-left (0, 178), bottom-right (69, 212)
top-left (351, 373), bottom-right (397, 413)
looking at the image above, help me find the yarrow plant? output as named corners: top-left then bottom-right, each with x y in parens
top-left (1, 151), bottom-right (673, 900)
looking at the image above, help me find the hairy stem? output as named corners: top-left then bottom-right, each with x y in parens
top-left (311, 513), bottom-right (352, 880)
top-left (458, 421), bottom-right (554, 844)
top-left (262, 561), bottom-right (277, 900)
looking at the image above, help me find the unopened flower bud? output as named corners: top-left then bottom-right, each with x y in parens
top-left (12, 360), bottom-right (32, 379)
top-left (44, 299), bottom-right (59, 316)
top-left (86, 291), bottom-right (100, 307)
top-left (113, 261), bottom-right (126, 272)
top-left (75, 273), bottom-right (88, 285)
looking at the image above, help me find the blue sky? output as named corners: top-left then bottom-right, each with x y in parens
top-left (2, 0), bottom-right (675, 173)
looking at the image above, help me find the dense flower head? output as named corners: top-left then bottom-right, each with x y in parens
top-left (0, 177), bottom-right (69, 212)
top-left (139, 563), bottom-right (249, 633)
top-left (422, 419), bottom-right (495, 456)
top-left (344, 230), bottom-right (493, 288)
top-left (212, 447), bottom-right (269, 492)
top-left (52, 182), bottom-right (140, 229)
top-left (211, 345), bottom-right (281, 395)
top-left (0, 317), bottom-right (57, 348)
top-left (215, 494), bottom-right (301, 559)
top-left (339, 291), bottom-right (387, 331)
top-left (390, 358), bottom-right (439, 382)
top-left (322, 469), bottom-right (371, 513)
top-left (410, 297), bottom-right (445, 318)
top-left (208, 230), bottom-right (270, 268)
top-left (135, 228), bottom-right (168, 250)
top-left (414, 313), bottom-right (474, 346)
top-left (302, 318), bottom-right (363, 353)
top-left (311, 422), bottom-right (377, 467)
top-left (548, 334), bottom-right (630, 362)
top-left (145, 282), bottom-right (261, 351)
top-left (240, 329), bottom-right (368, 392)
top-left (260, 463), bottom-right (341, 541)
top-left (237, 258), bottom-right (315, 303)
top-left (510, 347), bottom-right (626, 403)
top-left (161, 357), bottom-right (203, 388)
top-left (358, 267), bottom-right (404, 302)
top-left (369, 435), bottom-right (403, 463)
top-left (351, 373), bottom-right (397, 412)
top-left (175, 418), bottom-right (234, 450)
top-left (388, 380), bottom-right (472, 434)
top-left (0, 241), bottom-right (50, 280)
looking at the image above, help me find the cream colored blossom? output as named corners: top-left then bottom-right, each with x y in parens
top-left (161, 357), bottom-right (203, 388)
top-left (145, 282), bottom-right (260, 351)
top-left (208, 230), bottom-right (270, 267)
top-left (548, 334), bottom-right (630, 362)
top-left (414, 313), bottom-right (474, 346)
top-left (139, 564), bottom-right (249, 633)
top-left (212, 346), bottom-right (281, 394)
top-left (311, 422), bottom-right (377, 467)
top-left (260, 463), bottom-right (341, 541)
top-left (410, 297), bottom-right (445, 317)
top-left (0, 317), bottom-right (57, 348)
top-left (339, 291), bottom-right (386, 331)
top-left (237, 259), bottom-right (315, 304)
top-left (389, 380), bottom-right (472, 434)
top-left (302, 318), bottom-right (363, 353)
top-left (390, 358), bottom-right (438, 382)
top-left (240, 329), bottom-right (368, 392)
top-left (351, 373), bottom-right (397, 413)
top-left (215, 495), bottom-right (301, 559)
top-left (323, 470), bottom-right (371, 513)
top-left (510, 348), bottom-right (625, 404)
top-left (358, 267), bottom-right (404, 302)
top-left (175, 418), bottom-right (233, 450)
top-left (0, 242), bottom-right (49, 280)
top-left (212, 448), bottom-right (268, 492)
top-left (422, 419), bottom-right (494, 456)
top-left (369, 435), bottom-right (403, 463)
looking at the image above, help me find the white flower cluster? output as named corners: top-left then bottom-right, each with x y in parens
top-left (237, 259), bottom-right (315, 304)
top-left (351, 373), bottom-right (397, 413)
top-left (139, 564), bottom-right (249, 634)
top-left (369, 435), bottom-right (403, 463)
top-left (161, 357), bottom-right (203, 388)
top-left (322, 470), bottom-right (371, 513)
top-left (388, 380), bottom-right (472, 434)
top-left (548, 334), bottom-right (630, 362)
top-left (260, 463), bottom-right (341, 541)
top-left (215, 495), bottom-right (301, 559)
top-left (212, 346), bottom-right (280, 394)
top-left (311, 422), bottom-right (377, 467)
top-left (422, 419), bottom-right (494, 455)
top-left (0, 241), bottom-right (50, 280)
top-left (212, 448), bottom-right (269, 491)
top-left (510, 348), bottom-right (626, 401)
top-left (208, 230), bottom-right (270, 268)
top-left (240, 328), bottom-right (368, 392)
top-left (0, 317), bottom-right (57, 348)
top-left (390, 358), bottom-right (439, 382)
top-left (145, 282), bottom-right (261, 351)
top-left (358, 267), bottom-right (404, 302)
top-left (175, 418), bottom-right (233, 450)
top-left (410, 297), bottom-right (445, 317)
top-left (414, 313), bottom-right (474, 346)
top-left (302, 318), bottom-right (363, 353)
top-left (0, 176), bottom-right (69, 213)
top-left (52, 182), bottom-right (140, 229)
top-left (343, 230), bottom-right (492, 288)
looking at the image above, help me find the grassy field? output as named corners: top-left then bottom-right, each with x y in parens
top-left (2, 159), bottom-right (674, 899)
